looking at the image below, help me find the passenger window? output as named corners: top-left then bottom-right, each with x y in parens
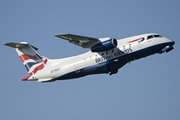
top-left (147, 35), bottom-right (153, 40)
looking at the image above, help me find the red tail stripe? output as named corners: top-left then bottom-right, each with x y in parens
top-left (22, 59), bottom-right (48, 81)
top-left (20, 56), bottom-right (24, 62)
top-left (32, 63), bottom-right (44, 74)
top-left (32, 59), bottom-right (47, 74)
top-left (22, 72), bottom-right (33, 81)
top-left (20, 54), bottom-right (42, 62)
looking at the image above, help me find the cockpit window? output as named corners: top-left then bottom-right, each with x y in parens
top-left (147, 35), bottom-right (153, 40)
top-left (147, 34), bottom-right (162, 40)
top-left (154, 35), bottom-right (162, 38)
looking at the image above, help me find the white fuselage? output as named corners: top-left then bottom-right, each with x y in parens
top-left (32, 33), bottom-right (174, 81)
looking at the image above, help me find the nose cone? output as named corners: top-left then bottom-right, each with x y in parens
top-left (171, 41), bottom-right (175, 46)
top-left (166, 38), bottom-right (175, 46)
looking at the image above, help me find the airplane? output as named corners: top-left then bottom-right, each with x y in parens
top-left (4, 33), bottom-right (175, 82)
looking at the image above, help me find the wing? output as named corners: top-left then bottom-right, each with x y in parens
top-left (54, 34), bottom-right (101, 48)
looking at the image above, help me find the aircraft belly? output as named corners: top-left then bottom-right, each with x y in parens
top-left (55, 62), bottom-right (110, 80)
top-left (55, 66), bottom-right (98, 80)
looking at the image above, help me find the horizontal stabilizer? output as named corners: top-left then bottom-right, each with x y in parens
top-left (4, 42), bottom-right (38, 50)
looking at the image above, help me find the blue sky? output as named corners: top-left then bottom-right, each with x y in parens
top-left (1, 0), bottom-right (180, 120)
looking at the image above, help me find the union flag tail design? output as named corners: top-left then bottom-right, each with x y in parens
top-left (4, 42), bottom-right (48, 80)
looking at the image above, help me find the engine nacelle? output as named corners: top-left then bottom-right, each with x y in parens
top-left (91, 38), bottom-right (117, 52)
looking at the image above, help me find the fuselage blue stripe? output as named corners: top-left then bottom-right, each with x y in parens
top-left (55, 42), bottom-right (172, 80)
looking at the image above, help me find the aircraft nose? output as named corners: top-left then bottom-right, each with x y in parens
top-left (169, 40), bottom-right (175, 46)
top-left (171, 41), bottom-right (175, 46)
top-left (160, 39), bottom-right (175, 54)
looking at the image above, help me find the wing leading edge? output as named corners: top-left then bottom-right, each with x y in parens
top-left (55, 34), bottom-right (102, 48)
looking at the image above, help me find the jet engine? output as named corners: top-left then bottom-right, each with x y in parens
top-left (91, 38), bottom-right (117, 52)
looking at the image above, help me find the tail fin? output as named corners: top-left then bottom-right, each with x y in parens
top-left (4, 42), bottom-right (46, 74)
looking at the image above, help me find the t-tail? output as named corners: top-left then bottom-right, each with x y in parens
top-left (4, 42), bottom-right (48, 81)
